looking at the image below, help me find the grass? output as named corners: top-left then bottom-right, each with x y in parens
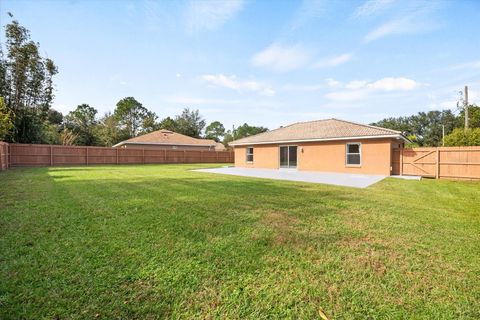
top-left (0, 164), bottom-right (479, 319)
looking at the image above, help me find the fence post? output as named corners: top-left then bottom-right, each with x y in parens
top-left (183, 150), bottom-right (186, 163)
top-left (216, 151), bottom-right (219, 162)
top-left (164, 149), bottom-right (167, 163)
top-left (8, 143), bottom-right (11, 169)
top-left (143, 148), bottom-right (145, 164)
top-left (86, 147), bottom-right (89, 165)
top-left (50, 145), bottom-right (53, 166)
top-left (436, 148), bottom-right (440, 179)
top-left (400, 147), bottom-right (403, 176)
top-left (201, 150), bottom-right (203, 162)
top-left (116, 148), bottom-right (119, 164)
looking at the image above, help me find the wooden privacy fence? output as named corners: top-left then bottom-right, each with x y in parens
top-left (0, 143), bottom-right (233, 170)
top-left (392, 146), bottom-right (480, 179)
top-left (0, 142), bottom-right (8, 171)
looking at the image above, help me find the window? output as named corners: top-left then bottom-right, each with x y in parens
top-left (346, 143), bottom-right (361, 166)
top-left (246, 147), bottom-right (254, 162)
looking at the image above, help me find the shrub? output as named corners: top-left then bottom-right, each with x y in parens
top-left (444, 128), bottom-right (480, 146)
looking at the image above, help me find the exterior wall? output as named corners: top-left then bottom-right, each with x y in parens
top-left (119, 143), bottom-right (215, 151)
top-left (234, 144), bottom-right (279, 169)
top-left (234, 138), bottom-right (397, 175)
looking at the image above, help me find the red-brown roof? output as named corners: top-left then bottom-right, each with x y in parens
top-left (113, 129), bottom-right (217, 147)
top-left (229, 118), bottom-right (407, 146)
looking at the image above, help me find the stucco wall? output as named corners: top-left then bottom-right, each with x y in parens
top-left (234, 144), bottom-right (279, 169)
top-left (234, 138), bottom-right (396, 175)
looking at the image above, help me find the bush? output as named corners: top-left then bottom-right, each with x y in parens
top-left (444, 128), bottom-right (480, 146)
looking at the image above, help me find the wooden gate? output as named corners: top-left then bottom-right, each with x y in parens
top-left (392, 147), bottom-right (480, 179)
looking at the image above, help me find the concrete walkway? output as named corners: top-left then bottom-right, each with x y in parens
top-left (194, 167), bottom-right (387, 188)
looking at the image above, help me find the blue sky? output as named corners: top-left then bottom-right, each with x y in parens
top-left (1, 0), bottom-right (479, 130)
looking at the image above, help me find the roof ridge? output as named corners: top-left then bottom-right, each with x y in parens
top-left (122, 129), bottom-right (216, 144)
top-left (330, 118), bottom-right (401, 134)
top-left (231, 121), bottom-right (301, 144)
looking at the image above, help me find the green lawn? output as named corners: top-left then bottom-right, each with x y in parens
top-left (0, 164), bottom-right (479, 319)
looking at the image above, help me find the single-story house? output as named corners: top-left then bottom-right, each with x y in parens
top-left (113, 129), bottom-right (226, 151)
top-left (228, 118), bottom-right (408, 175)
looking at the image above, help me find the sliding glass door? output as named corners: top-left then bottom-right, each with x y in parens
top-left (279, 146), bottom-right (298, 168)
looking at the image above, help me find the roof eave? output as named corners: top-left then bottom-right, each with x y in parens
top-left (229, 134), bottom-right (409, 146)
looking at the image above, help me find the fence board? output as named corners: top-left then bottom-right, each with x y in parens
top-left (392, 146), bottom-right (480, 179)
top-left (1, 143), bottom-right (233, 168)
top-left (0, 142), bottom-right (8, 171)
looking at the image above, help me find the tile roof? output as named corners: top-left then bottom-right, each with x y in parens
top-left (229, 118), bottom-right (404, 145)
top-left (114, 129), bottom-right (217, 147)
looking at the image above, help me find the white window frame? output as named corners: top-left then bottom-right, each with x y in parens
top-left (346, 143), bottom-right (361, 167)
top-left (246, 146), bottom-right (254, 163)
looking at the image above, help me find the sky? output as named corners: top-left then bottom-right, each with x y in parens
top-left (1, 0), bottom-right (479, 131)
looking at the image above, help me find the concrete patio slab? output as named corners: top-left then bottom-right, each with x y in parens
top-left (193, 167), bottom-right (386, 188)
top-left (391, 175), bottom-right (422, 180)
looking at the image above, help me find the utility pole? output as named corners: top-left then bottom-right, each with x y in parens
top-left (464, 85), bottom-right (469, 130)
top-left (442, 124), bottom-right (445, 146)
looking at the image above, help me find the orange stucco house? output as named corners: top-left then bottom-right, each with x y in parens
top-left (229, 119), bottom-right (408, 176)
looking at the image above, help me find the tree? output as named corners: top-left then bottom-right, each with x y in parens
top-left (444, 128), bottom-right (480, 146)
top-left (233, 123), bottom-right (268, 140)
top-left (0, 19), bottom-right (58, 143)
top-left (205, 121), bottom-right (225, 142)
top-left (113, 97), bottom-right (153, 138)
top-left (64, 104), bottom-right (98, 145)
top-left (222, 130), bottom-right (234, 147)
top-left (94, 112), bottom-right (120, 147)
top-left (221, 123), bottom-right (268, 147)
top-left (60, 128), bottom-right (77, 146)
top-left (174, 108), bottom-right (205, 138)
top-left (158, 116), bottom-right (177, 131)
top-left (457, 105), bottom-right (480, 129)
top-left (47, 109), bottom-right (63, 125)
top-left (371, 109), bottom-right (457, 147)
top-left (140, 110), bottom-right (159, 134)
top-left (0, 96), bottom-right (13, 140)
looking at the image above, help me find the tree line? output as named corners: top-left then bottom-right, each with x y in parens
top-left (0, 19), bottom-right (267, 147)
top-left (371, 106), bottom-right (480, 147)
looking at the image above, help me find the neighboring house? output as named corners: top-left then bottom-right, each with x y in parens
top-left (228, 118), bottom-right (408, 175)
top-left (113, 129), bottom-right (226, 151)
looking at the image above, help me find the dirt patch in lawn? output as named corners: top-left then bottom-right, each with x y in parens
top-left (262, 211), bottom-right (300, 246)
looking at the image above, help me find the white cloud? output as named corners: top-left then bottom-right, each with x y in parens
top-left (364, 17), bottom-right (411, 42)
top-left (289, 0), bottom-right (327, 30)
top-left (345, 80), bottom-right (368, 89)
top-left (363, 2), bottom-right (442, 42)
top-left (353, 0), bottom-right (394, 18)
top-left (251, 43), bottom-right (312, 72)
top-left (449, 60), bottom-right (480, 70)
top-left (184, 0), bottom-right (244, 33)
top-left (281, 83), bottom-right (325, 92)
top-left (313, 53), bottom-right (353, 68)
top-left (202, 74), bottom-right (275, 96)
top-left (325, 78), bottom-right (342, 88)
top-left (368, 77), bottom-right (419, 91)
top-left (325, 77), bottom-right (422, 101)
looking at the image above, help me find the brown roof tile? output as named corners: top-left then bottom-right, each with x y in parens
top-left (114, 129), bottom-right (217, 147)
top-left (229, 118), bottom-right (404, 145)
